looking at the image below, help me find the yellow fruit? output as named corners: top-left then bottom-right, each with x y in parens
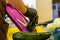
top-left (7, 28), bottom-right (20, 40)
top-left (35, 26), bottom-right (45, 33)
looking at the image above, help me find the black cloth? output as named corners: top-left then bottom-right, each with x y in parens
top-left (24, 8), bottom-right (38, 32)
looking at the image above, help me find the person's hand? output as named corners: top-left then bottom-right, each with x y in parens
top-left (7, 0), bottom-right (27, 14)
top-left (6, 0), bottom-right (8, 4)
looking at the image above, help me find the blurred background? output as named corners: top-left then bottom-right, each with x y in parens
top-left (6, 0), bottom-right (60, 40)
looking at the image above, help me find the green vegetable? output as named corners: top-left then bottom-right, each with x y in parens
top-left (13, 32), bottom-right (51, 40)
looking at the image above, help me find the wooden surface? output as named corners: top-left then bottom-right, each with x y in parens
top-left (53, 0), bottom-right (60, 3)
